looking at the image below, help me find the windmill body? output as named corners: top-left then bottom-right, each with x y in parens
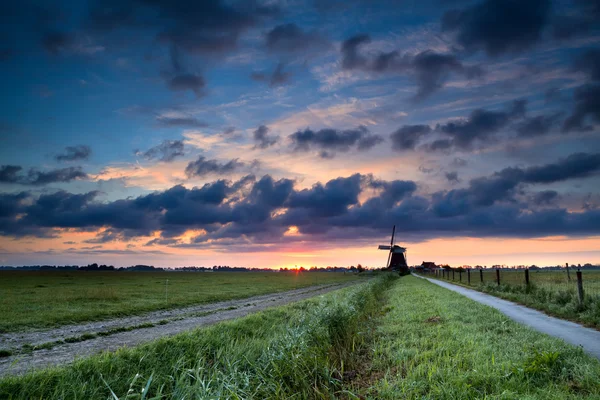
top-left (378, 226), bottom-right (409, 275)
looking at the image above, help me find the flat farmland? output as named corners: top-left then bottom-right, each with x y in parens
top-left (0, 271), bottom-right (359, 333)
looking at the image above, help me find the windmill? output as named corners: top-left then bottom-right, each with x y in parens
top-left (378, 225), bottom-right (409, 275)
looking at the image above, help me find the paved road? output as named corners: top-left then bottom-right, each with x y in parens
top-left (415, 274), bottom-right (600, 360)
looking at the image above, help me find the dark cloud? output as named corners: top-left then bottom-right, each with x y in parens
top-left (532, 190), bottom-right (558, 205)
top-left (251, 63), bottom-right (291, 87)
top-left (167, 73), bottom-right (205, 97)
top-left (0, 165), bottom-right (23, 183)
top-left (27, 167), bottom-right (88, 185)
top-left (265, 23), bottom-right (329, 54)
top-left (185, 156), bottom-right (244, 178)
top-left (340, 34), bottom-right (483, 100)
top-left (0, 165), bottom-right (88, 185)
top-left (87, 0), bottom-right (278, 55)
top-left (551, 0), bottom-right (600, 40)
top-left (1, 157), bottom-right (600, 242)
top-left (441, 0), bottom-right (551, 56)
top-left (517, 152), bottom-right (600, 183)
top-left (432, 152), bottom-right (600, 217)
top-left (562, 84), bottom-right (600, 132)
top-left (55, 145), bottom-right (92, 162)
top-left (445, 171), bottom-right (459, 183)
top-left (286, 174), bottom-right (363, 218)
top-left (155, 116), bottom-right (208, 128)
top-left (138, 140), bottom-right (185, 162)
top-left (432, 100), bottom-right (526, 150)
top-left (411, 51), bottom-right (484, 100)
top-left (253, 125), bottom-right (278, 149)
top-left (390, 125), bottom-right (432, 151)
top-left (573, 48), bottom-right (600, 82)
top-left (289, 126), bottom-right (383, 157)
top-left (516, 113), bottom-right (563, 137)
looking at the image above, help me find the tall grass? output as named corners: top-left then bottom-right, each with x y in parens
top-left (0, 274), bottom-right (396, 399)
top-left (360, 276), bottom-right (600, 399)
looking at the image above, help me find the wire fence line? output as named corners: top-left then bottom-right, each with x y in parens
top-left (420, 267), bottom-right (600, 303)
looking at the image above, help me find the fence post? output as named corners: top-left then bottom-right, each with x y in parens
top-left (496, 269), bottom-right (500, 286)
top-left (452, 270), bottom-right (455, 280)
top-left (467, 268), bottom-right (471, 285)
top-left (576, 269), bottom-right (584, 304)
top-left (525, 268), bottom-right (530, 286)
top-left (566, 263), bottom-right (571, 282)
top-left (480, 269), bottom-right (483, 283)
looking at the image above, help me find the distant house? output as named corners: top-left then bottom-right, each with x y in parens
top-left (413, 261), bottom-right (437, 272)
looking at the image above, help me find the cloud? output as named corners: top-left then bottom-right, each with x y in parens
top-left (251, 63), bottom-right (291, 87)
top-left (1, 156), bottom-right (600, 243)
top-left (432, 99), bottom-right (526, 150)
top-left (0, 165), bottom-right (23, 183)
top-left (517, 152), bottom-right (600, 183)
top-left (265, 23), bottom-right (329, 55)
top-left (340, 34), bottom-right (483, 100)
top-left (289, 126), bottom-right (383, 157)
top-left (167, 73), bottom-right (205, 97)
top-left (516, 113), bottom-right (563, 138)
top-left (562, 84), bottom-right (600, 132)
top-left (87, 0), bottom-right (278, 55)
top-left (55, 145), bottom-right (92, 162)
top-left (185, 156), bottom-right (245, 178)
top-left (441, 0), bottom-right (551, 56)
top-left (137, 140), bottom-right (185, 162)
top-left (445, 171), bottom-right (460, 183)
top-left (253, 125), bottom-right (278, 149)
top-left (390, 125), bottom-right (432, 151)
top-left (573, 48), bottom-right (600, 82)
top-left (532, 190), bottom-right (558, 205)
top-left (551, 0), bottom-right (600, 40)
top-left (0, 165), bottom-right (88, 185)
top-left (156, 116), bottom-right (208, 128)
top-left (433, 152), bottom-right (600, 216)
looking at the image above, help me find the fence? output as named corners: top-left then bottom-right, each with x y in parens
top-left (421, 268), bottom-right (600, 304)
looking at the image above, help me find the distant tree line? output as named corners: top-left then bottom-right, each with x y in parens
top-left (0, 263), bottom-right (370, 272)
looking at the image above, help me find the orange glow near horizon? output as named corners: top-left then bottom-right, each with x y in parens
top-left (1, 231), bottom-right (599, 269)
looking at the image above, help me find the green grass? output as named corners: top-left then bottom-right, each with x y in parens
top-left (3, 275), bottom-right (600, 399)
top-left (431, 270), bottom-right (600, 329)
top-left (356, 276), bottom-right (600, 399)
top-left (0, 271), bottom-right (359, 332)
top-left (0, 275), bottom-right (394, 399)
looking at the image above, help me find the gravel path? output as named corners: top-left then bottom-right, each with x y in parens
top-left (0, 282), bottom-right (357, 377)
top-left (415, 274), bottom-right (600, 360)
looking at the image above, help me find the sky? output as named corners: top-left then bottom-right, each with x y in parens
top-left (0, 0), bottom-right (599, 269)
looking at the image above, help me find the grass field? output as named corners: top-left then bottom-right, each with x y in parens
top-left (0, 271), bottom-right (359, 333)
top-left (356, 276), bottom-right (600, 399)
top-left (430, 269), bottom-right (600, 329)
top-left (2, 275), bottom-right (600, 399)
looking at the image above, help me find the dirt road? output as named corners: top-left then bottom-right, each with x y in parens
top-left (416, 274), bottom-right (600, 360)
top-left (0, 282), bottom-right (357, 377)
